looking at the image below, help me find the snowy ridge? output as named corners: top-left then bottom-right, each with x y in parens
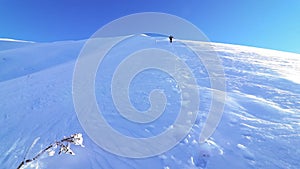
top-left (0, 34), bottom-right (299, 169)
top-left (0, 38), bottom-right (35, 43)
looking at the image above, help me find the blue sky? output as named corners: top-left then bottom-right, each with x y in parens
top-left (0, 0), bottom-right (299, 53)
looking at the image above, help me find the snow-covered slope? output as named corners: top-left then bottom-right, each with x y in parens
top-left (0, 40), bottom-right (85, 82)
top-left (0, 35), bottom-right (299, 169)
top-left (0, 38), bottom-right (35, 51)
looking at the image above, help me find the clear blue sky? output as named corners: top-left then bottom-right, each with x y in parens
top-left (1, 0), bottom-right (299, 53)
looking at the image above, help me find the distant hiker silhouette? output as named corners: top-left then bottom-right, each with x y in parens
top-left (169, 35), bottom-right (173, 43)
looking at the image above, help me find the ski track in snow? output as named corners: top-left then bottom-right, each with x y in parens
top-left (0, 35), bottom-right (299, 169)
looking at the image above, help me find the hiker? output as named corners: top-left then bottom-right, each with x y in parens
top-left (169, 35), bottom-right (174, 43)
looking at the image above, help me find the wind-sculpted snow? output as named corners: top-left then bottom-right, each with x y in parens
top-left (0, 35), bottom-right (299, 169)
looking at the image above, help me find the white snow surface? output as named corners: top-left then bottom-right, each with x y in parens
top-left (0, 38), bottom-right (35, 43)
top-left (0, 35), bottom-right (299, 169)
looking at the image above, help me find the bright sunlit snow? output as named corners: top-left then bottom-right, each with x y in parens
top-left (0, 35), bottom-right (299, 169)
